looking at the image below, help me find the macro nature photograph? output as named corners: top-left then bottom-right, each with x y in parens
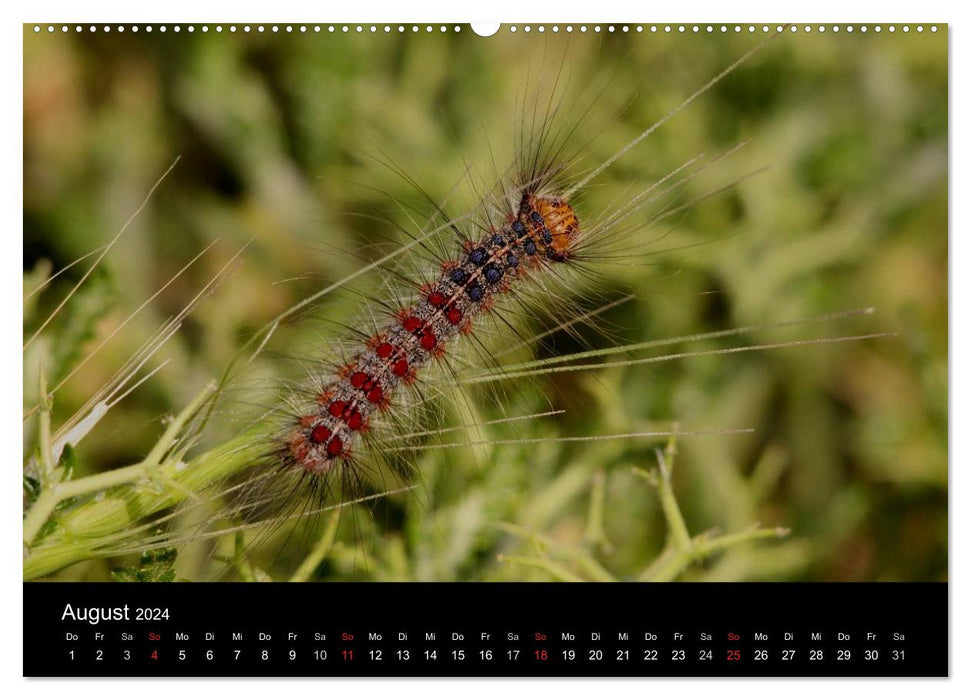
top-left (22, 23), bottom-right (947, 585)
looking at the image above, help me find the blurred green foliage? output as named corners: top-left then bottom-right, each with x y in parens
top-left (23, 25), bottom-right (946, 582)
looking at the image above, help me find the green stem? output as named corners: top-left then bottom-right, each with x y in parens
top-left (37, 368), bottom-right (55, 487)
top-left (289, 511), bottom-right (341, 583)
top-left (497, 554), bottom-right (585, 582)
top-left (655, 451), bottom-right (692, 554)
top-left (496, 522), bottom-right (616, 582)
top-left (145, 382), bottom-right (215, 467)
top-left (696, 527), bottom-right (791, 558)
top-left (584, 469), bottom-right (609, 551)
top-left (23, 462), bottom-right (150, 546)
top-left (23, 430), bottom-right (266, 580)
top-left (22, 382), bottom-right (216, 549)
top-left (640, 527), bottom-right (789, 582)
top-left (633, 432), bottom-right (789, 582)
top-left (633, 432), bottom-right (692, 555)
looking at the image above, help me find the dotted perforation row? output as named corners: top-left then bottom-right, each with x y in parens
top-left (31, 25), bottom-right (465, 34)
top-left (31, 24), bottom-right (940, 35)
top-left (508, 24), bottom-right (938, 34)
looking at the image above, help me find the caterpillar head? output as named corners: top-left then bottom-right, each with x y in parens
top-left (524, 195), bottom-right (581, 262)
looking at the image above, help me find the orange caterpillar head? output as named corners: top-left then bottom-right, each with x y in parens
top-left (530, 195), bottom-right (580, 260)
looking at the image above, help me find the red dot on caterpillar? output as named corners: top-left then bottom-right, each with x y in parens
top-left (310, 424), bottom-right (332, 444)
top-left (326, 436), bottom-right (344, 458)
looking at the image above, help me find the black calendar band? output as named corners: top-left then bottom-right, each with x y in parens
top-left (24, 582), bottom-right (947, 677)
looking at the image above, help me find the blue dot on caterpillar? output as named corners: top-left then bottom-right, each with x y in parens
top-left (287, 192), bottom-right (581, 474)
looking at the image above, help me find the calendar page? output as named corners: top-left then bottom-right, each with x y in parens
top-left (22, 20), bottom-right (948, 678)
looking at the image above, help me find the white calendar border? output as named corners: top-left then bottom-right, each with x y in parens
top-left (5, 0), bottom-right (963, 696)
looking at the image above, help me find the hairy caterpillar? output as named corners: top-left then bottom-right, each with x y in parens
top-left (21, 27), bottom-right (809, 576)
top-left (287, 191), bottom-right (580, 472)
top-left (24, 25), bottom-right (946, 584)
top-left (237, 31), bottom-right (788, 531)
